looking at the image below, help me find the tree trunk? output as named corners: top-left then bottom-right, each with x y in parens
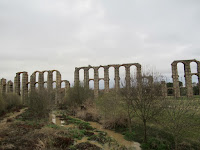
top-left (127, 106), bottom-right (132, 132)
top-left (143, 119), bottom-right (147, 143)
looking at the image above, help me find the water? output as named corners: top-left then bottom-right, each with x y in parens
top-left (50, 113), bottom-right (141, 150)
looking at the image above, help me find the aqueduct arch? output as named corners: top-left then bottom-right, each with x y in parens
top-left (12, 70), bottom-right (69, 104)
top-left (74, 63), bottom-right (142, 98)
top-left (171, 59), bottom-right (200, 97)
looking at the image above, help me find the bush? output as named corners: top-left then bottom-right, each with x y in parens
top-left (0, 94), bottom-right (5, 115)
top-left (96, 91), bottom-right (127, 129)
top-left (4, 93), bottom-right (21, 110)
top-left (63, 83), bottom-right (93, 109)
top-left (0, 93), bottom-right (21, 116)
top-left (28, 90), bottom-right (51, 119)
top-left (141, 138), bottom-right (170, 150)
top-left (124, 131), bottom-right (136, 141)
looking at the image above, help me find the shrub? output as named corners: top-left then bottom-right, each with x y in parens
top-left (96, 91), bottom-right (127, 129)
top-left (0, 94), bottom-right (5, 115)
top-left (4, 93), bottom-right (21, 110)
top-left (63, 83), bottom-right (93, 110)
top-left (124, 131), bottom-right (136, 141)
top-left (141, 138), bottom-right (170, 150)
top-left (28, 90), bottom-right (51, 119)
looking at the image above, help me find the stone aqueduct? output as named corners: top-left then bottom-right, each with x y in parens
top-left (171, 59), bottom-right (200, 97)
top-left (0, 59), bottom-right (200, 103)
top-left (74, 63), bottom-right (142, 97)
top-left (1, 70), bottom-right (70, 104)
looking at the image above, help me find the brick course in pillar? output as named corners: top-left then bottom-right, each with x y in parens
top-left (84, 68), bottom-right (89, 88)
top-left (125, 65), bottom-right (131, 90)
top-left (22, 72), bottom-right (28, 104)
top-left (6, 80), bottom-right (13, 93)
top-left (38, 72), bottom-right (44, 91)
top-left (0, 78), bottom-right (6, 95)
top-left (104, 66), bottom-right (109, 93)
top-left (74, 68), bottom-right (80, 85)
top-left (47, 71), bottom-right (53, 92)
top-left (94, 67), bottom-right (99, 98)
top-left (15, 73), bottom-right (20, 95)
top-left (184, 62), bottom-right (193, 97)
top-left (172, 62), bottom-right (180, 98)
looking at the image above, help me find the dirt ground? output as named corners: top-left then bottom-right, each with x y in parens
top-left (0, 109), bottom-right (139, 150)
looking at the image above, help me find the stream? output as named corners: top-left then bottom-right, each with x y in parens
top-left (50, 113), bottom-right (141, 150)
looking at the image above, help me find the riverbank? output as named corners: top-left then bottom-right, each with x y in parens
top-left (0, 108), bottom-right (141, 150)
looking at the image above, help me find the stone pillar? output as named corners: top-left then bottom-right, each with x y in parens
top-left (38, 72), bottom-right (44, 91)
top-left (15, 73), bottom-right (20, 96)
top-left (56, 71), bottom-right (62, 104)
top-left (94, 67), bottom-right (99, 98)
top-left (197, 62), bottom-right (200, 95)
top-left (1, 78), bottom-right (6, 95)
top-left (6, 81), bottom-right (13, 93)
top-left (104, 66), bottom-right (109, 93)
top-left (30, 74), bottom-right (36, 92)
top-left (74, 68), bottom-right (80, 86)
top-left (172, 63), bottom-right (180, 98)
top-left (136, 64), bottom-right (142, 86)
top-left (47, 71), bottom-right (53, 92)
top-left (114, 66), bottom-right (120, 91)
top-left (84, 68), bottom-right (89, 88)
top-left (184, 62), bottom-right (193, 97)
top-left (22, 72), bottom-right (28, 104)
top-left (161, 81), bottom-right (168, 97)
top-left (63, 80), bottom-right (70, 97)
top-left (125, 65), bottom-right (131, 90)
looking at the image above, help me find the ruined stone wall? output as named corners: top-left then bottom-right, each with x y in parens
top-left (171, 59), bottom-right (200, 98)
top-left (74, 63), bottom-right (142, 98)
top-left (10, 70), bottom-right (69, 104)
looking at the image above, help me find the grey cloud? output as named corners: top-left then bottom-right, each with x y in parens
top-left (0, 0), bottom-right (199, 84)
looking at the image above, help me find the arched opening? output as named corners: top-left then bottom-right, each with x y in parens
top-left (43, 71), bottom-right (48, 85)
top-left (35, 83), bottom-right (38, 89)
top-left (79, 69), bottom-right (84, 84)
top-left (177, 62), bottom-right (185, 96)
top-left (89, 80), bottom-right (94, 89)
top-left (44, 82), bottom-right (47, 88)
top-left (53, 82), bottom-right (56, 89)
top-left (109, 67), bottom-right (115, 89)
top-left (35, 72), bottom-right (39, 83)
top-left (130, 65), bottom-right (137, 87)
top-left (53, 71), bottom-right (56, 83)
top-left (98, 67), bottom-right (104, 79)
top-left (192, 75), bottom-right (199, 95)
top-left (61, 82), bottom-right (65, 88)
top-left (119, 66), bottom-right (125, 88)
top-left (190, 61), bottom-right (198, 73)
top-left (99, 79), bottom-right (104, 90)
top-left (89, 68), bottom-right (94, 79)
top-left (28, 83), bottom-right (30, 93)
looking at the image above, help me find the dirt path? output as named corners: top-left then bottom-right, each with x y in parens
top-left (0, 108), bottom-right (27, 127)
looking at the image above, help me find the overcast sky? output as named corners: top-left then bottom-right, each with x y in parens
top-left (0, 0), bottom-right (200, 86)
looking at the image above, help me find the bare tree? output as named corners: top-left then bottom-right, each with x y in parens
top-left (121, 72), bottom-right (165, 143)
